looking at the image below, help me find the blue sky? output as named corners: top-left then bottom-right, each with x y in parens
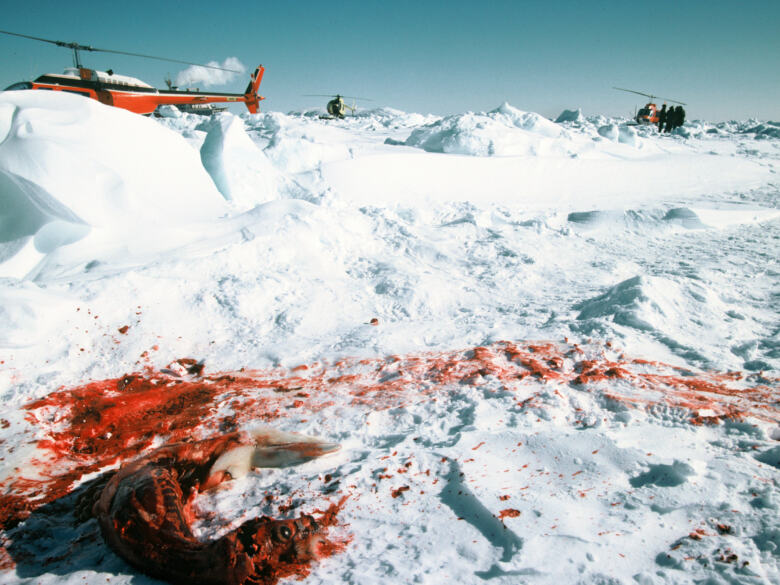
top-left (1, 0), bottom-right (778, 120)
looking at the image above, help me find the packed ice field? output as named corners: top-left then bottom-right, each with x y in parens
top-left (0, 90), bottom-right (778, 585)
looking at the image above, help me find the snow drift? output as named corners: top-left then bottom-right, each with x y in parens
top-left (0, 90), bottom-right (778, 585)
top-left (199, 113), bottom-right (283, 208)
top-left (0, 91), bottom-right (227, 279)
top-left (403, 102), bottom-right (569, 156)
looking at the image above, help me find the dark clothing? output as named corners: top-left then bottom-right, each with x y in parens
top-left (657, 105), bottom-right (667, 132)
top-left (664, 106), bottom-right (686, 133)
top-left (664, 107), bottom-right (675, 133)
top-left (676, 106), bottom-right (686, 128)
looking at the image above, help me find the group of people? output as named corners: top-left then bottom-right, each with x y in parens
top-left (657, 104), bottom-right (686, 133)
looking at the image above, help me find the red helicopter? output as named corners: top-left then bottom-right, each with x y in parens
top-left (1, 29), bottom-right (265, 115)
top-left (613, 87), bottom-right (686, 125)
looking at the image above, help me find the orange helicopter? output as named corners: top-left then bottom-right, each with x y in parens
top-left (1, 29), bottom-right (265, 115)
top-left (613, 87), bottom-right (686, 125)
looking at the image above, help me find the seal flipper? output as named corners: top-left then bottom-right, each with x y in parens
top-left (205, 427), bottom-right (340, 488)
top-left (248, 426), bottom-right (341, 467)
top-left (249, 440), bottom-right (341, 468)
top-left (204, 445), bottom-right (256, 488)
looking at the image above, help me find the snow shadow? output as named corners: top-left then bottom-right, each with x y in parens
top-left (754, 445), bottom-right (780, 469)
top-left (628, 460), bottom-right (695, 488)
top-left (5, 474), bottom-right (150, 582)
top-left (438, 458), bottom-right (523, 563)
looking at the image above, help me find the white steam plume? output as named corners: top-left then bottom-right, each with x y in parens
top-left (174, 57), bottom-right (246, 89)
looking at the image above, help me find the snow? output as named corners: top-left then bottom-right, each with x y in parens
top-left (0, 90), bottom-right (778, 585)
top-left (0, 91), bottom-right (227, 280)
top-left (402, 102), bottom-right (565, 156)
top-left (199, 114), bottom-right (283, 208)
top-left (555, 108), bottom-right (583, 124)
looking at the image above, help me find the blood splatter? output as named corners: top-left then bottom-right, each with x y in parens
top-left (0, 339), bottom-right (776, 568)
top-left (391, 486), bottom-right (410, 498)
top-left (689, 529), bottom-right (708, 541)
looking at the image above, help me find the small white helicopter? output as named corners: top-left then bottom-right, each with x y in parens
top-left (305, 94), bottom-right (371, 119)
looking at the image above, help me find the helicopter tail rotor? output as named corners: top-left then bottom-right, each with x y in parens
top-left (243, 65), bottom-right (265, 114)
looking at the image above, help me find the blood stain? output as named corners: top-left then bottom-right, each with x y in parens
top-left (498, 508), bottom-right (521, 520)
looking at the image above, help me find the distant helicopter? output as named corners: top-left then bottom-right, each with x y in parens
top-left (613, 87), bottom-right (686, 126)
top-left (0, 29), bottom-right (265, 115)
top-left (305, 94), bottom-right (371, 119)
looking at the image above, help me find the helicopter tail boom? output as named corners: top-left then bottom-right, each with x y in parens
top-left (24, 64), bottom-right (268, 115)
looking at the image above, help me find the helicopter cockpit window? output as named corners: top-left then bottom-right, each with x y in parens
top-left (3, 82), bottom-right (33, 91)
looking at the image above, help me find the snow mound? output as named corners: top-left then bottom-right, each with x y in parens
top-left (696, 119), bottom-right (780, 140)
top-left (287, 106), bottom-right (438, 129)
top-left (399, 102), bottom-right (651, 157)
top-left (199, 113), bottom-right (282, 209)
top-left (567, 205), bottom-right (780, 235)
top-left (352, 107), bottom-right (439, 128)
top-left (597, 123), bottom-right (638, 145)
top-left (743, 121), bottom-right (780, 139)
top-left (402, 102), bottom-right (569, 156)
top-left (618, 124), bottom-right (639, 146)
top-left (155, 104), bottom-right (183, 119)
top-left (597, 124), bottom-right (619, 141)
top-left (0, 91), bottom-right (227, 278)
top-left (663, 206), bottom-right (780, 229)
top-left (555, 108), bottom-right (583, 123)
top-left (489, 102), bottom-right (562, 137)
top-left (248, 112), bottom-right (352, 174)
top-left (566, 208), bottom-right (679, 233)
top-left (576, 275), bottom-right (688, 332)
top-left (574, 275), bottom-right (741, 366)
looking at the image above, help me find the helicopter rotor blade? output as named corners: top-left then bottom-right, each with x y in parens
top-left (0, 29), bottom-right (76, 48)
top-left (613, 87), bottom-right (655, 99)
top-left (0, 29), bottom-right (242, 73)
top-left (613, 87), bottom-right (686, 106)
top-left (303, 94), bottom-right (373, 101)
top-left (655, 96), bottom-right (687, 106)
top-left (77, 46), bottom-right (242, 72)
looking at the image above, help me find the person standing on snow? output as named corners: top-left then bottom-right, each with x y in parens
top-left (676, 105), bottom-right (686, 129)
top-left (657, 104), bottom-right (667, 132)
top-left (664, 107), bottom-right (676, 133)
top-left (668, 106), bottom-right (678, 132)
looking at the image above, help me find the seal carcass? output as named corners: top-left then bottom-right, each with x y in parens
top-left (93, 427), bottom-right (342, 585)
